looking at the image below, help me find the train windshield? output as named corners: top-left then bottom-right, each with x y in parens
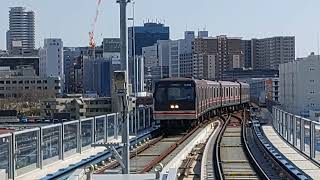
top-left (154, 82), bottom-right (195, 111)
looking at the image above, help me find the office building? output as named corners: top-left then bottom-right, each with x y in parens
top-left (39, 38), bottom-right (64, 80)
top-left (41, 95), bottom-right (112, 120)
top-left (279, 52), bottom-right (320, 117)
top-left (193, 35), bottom-right (244, 80)
top-left (270, 78), bottom-right (279, 102)
top-left (103, 38), bottom-right (120, 64)
top-left (63, 47), bottom-right (82, 93)
top-left (169, 31), bottom-right (195, 78)
top-left (63, 47), bottom-right (92, 94)
top-left (252, 36), bottom-right (295, 70)
top-left (0, 56), bottom-right (39, 75)
top-left (129, 22), bottom-right (170, 56)
top-left (7, 7), bottom-right (35, 56)
top-left (133, 56), bottom-right (145, 92)
top-left (143, 40), bottom-right (170, 87)
top-left (83, 58), bottom-right (112, 97)
top-left (222, 68), bottom-right (279, 81)
top-left (0, 66), bottom-right (61, 99)
top-left (198, 31), bottom-right (209, 38)
top-left (241, 40), bottom-right (252, 68)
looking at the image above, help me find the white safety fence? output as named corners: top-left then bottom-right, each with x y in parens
top-left (272, 106), bottom-right (320, 164)
top-left (0, 106), bottom-right (153, 179)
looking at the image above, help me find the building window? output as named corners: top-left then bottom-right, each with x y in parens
top-left (25, 87), bottom-right (29, 90)
top-left (31, 80), bottom-right (35, 84)
top-left (19, 81), bottom-right (23, 84)
top-left (37, 80), bottom-right (42, 84)
top-left (5, 81), bottom-right (10, 84)
top-left (37, 87), bottom-right (42, 90)
top-left (12, 81), bottom-right (17, 84)
top-left (0, 81), bottom-right (4, 84)
top-left (25, 80), bottom-right (29, 84)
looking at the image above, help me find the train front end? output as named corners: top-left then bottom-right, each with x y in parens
top-left (153, 79), bottom-right (197, 125)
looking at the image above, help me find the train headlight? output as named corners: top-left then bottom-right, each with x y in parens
top-left (170, 105), bottom-right (175, 109)
top-left (175, 105), bottom-right (179, 109)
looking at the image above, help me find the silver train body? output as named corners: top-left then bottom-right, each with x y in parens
top-left (153, 78), bottom-right (250, 121)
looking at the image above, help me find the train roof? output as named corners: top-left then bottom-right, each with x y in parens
top-left (218, 81), bottom-right (240, 85)
top-left (157, 78), bottom-right (249, 86)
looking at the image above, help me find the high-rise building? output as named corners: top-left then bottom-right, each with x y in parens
top-left (63, 47), bottom-right (90, 94)
top-left (39, 38), bottom-right (64, 79)
top-left (63, 47), bottom-right (81, 93)
top-left (0, 65), bottom-right (61, 99)
top-left (0, 56), bottom-right (39, 75)
top-left (143, 40), bottom-right (170, 89)
top-left (128, 22), bottom-right (170, 56)
top-left (39, 38), bottom-right (64, 92)
top-left (103, 38), bottom-right (120, 61)
top-left (198, 30), bottom-right (209, 38)
top-left (83, 58), bottom-right (112, 97)
top-left (133, 56), bottom-right (145, 93)
top-left (7, 7), bottom-right (35, 56)
top-left (128, 22), bottom-right (169, 92)
top-left (241, 40), bottom-right (252, 68)
top-left (169, 31), bottom-right (195, 78)
top-left (193, 35), bottom-right (244, 80)
top-left (252, 36), bottom-right (295, 70)
top-left (279, 52), bottom-right (320, 117)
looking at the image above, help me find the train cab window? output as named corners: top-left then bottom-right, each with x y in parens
top-left (154, 82), bottom-right (195, 111)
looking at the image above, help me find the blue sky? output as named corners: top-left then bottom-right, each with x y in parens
top-left (0, 0), bottom-right (319, 57)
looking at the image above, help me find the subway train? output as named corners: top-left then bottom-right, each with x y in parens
top-left (153, 78), bottom-right (250, 127)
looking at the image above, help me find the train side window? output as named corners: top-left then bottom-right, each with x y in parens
top-left (202, 88), bottom-right (204, 100)
top-left (226, 88), bottom-right (227, 97)
top-left (212, 87), bottom-right (214, 99)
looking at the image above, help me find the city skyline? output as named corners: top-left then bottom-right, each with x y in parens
top-left (0, 0), bottom-right (320, 57)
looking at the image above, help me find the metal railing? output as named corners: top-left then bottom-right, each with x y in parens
top-left (272, 107), bottom-right (320, 164)
top-left (0, 106), bottom-right (153, 179)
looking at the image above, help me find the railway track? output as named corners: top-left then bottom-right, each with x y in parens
top-left (214, 112), bottom-right (268, 180)
top-left (94, 120), bottom-right (214, 174)
top-left (245, 122), bottom-right (296, 180)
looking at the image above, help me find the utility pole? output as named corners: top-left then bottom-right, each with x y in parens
top-left (117, 0), bottom-right (130, 174)
top-left (93, 0), bottom-right (131, 175)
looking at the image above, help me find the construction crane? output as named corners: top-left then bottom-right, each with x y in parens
top-left (89, 0), bottom-right (102, 51)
